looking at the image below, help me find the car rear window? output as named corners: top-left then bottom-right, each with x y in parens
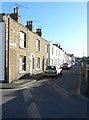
top-left (46, 66), bottom-right (56, 70)
top-left (63, 63), bottom-right (68, 65)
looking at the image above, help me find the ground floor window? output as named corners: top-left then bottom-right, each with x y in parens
top-left (36, 58), bottom-right (40, 69)
top-left (19, 56), bottom-right (26, 72)
top-left (46, 58), bottom-right (48, 66)
top-left (54, 59), bottom-right (57, 65)
top-left (52, 59), bottom-right (54, 65)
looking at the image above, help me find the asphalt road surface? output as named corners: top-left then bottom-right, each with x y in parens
top-left (1, 64), bottom-right (89, 119)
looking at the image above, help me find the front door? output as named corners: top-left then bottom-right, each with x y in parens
top-left (30, 55), bottom-right (34, 75)
top-left (42, 56), bottom-right (44, 72)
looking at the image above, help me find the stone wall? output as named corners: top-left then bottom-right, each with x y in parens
top-left (5, 15), bottom-right (48, 82)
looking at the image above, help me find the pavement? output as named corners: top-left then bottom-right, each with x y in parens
top-left (79, 76), bottom-right (89, 99)
top-left (0, 73), bottom-right (45, 89)
top-left (77, 69), bottom-right (89, 100)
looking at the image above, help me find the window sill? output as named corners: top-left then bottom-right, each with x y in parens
top-left (36, 68), bottom-right (40, 70)
top-left (19, 71), bottom-right (26, 74)
top-left (36, 51), bottom-right (40, 52)
top-left (19, 47), bottom-right (27, 50)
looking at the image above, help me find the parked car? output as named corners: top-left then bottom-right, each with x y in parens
top-left (86, 57), bottom-right (89, 70)
top-left (44, 65), bottom-right (62, 77)
top-left (72, 62), bottom-right (75, 66)
top-left (60, 63), bottom-right (72, 70)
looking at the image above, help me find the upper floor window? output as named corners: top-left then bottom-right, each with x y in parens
top-left (45, 44), bottom-right (48, 53)
top-left (36, 39), bottom-right (40, 51)
top-left (20, 31), bottom-right (26, 48)
top-left (56, 49), bottom-right (57, 56)
top-left (52, 47), bottom-right (54, 55)
top-left (59, 51), bottom-right (60, 56)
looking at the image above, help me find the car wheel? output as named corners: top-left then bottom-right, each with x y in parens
top-left (60, 71), bottom-right (62, 75)
top-left (56, 75), bottom-right (58, 78)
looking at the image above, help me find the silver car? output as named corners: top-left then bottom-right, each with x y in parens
top-left (44, 65), bottom-right (62, 77)
top-left (60, 63), bottom-right (72, 70)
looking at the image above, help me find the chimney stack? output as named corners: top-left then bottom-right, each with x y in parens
top-left (14, 7), bottom-right (19, 14)
top-left (26, 20), bottom-right (34, 32)
top-left (10, 7), bottom-right (20, 23)
top-left (36, 28), bottom-right (42, 37)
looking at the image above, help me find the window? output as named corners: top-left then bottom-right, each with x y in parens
top-left (56, 49), bottom-right (57, 56)
top-left (36, 39), bottom-right (40, 51)
top-left (45, 44), bottom-right (48, 53)
top-left (46, 59), bottom-right (48, 66)
top-left (58, 58), bottom-right (60, 65)
top-left (20, 31), bottom-right (26, 48)
top-left (52, 47), bottom-right (54, 55)
top-left (54, 59), bottom-right (57, 65)
top-left (46, 66), bottom-right (56, 70)
top-left (59, 51), bottom-right (60, 56)
top-left (52, 59), bottom-right (54, 65)
top-left (19, 56), bottom-right (26, 72)
top-left (36, 58), bottom-right (40, 69)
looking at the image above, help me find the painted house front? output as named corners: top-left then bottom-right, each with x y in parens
top-left (48, 43), bottom-right (62, 67)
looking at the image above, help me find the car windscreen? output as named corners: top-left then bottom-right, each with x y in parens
top-left (46, 66), bottom-right (56, 70)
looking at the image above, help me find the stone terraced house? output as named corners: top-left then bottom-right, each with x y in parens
top-left (0, 7), bottom-right (73, 83)
top-left (0, 7), bottom-right (49, 83)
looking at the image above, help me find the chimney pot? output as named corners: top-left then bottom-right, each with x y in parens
top-left (14, 7), bottom-right (19, 14)
top-left (27, 21), bottom-right (29, 25)
top-left (14, 8), bottom-right (15, 13)
top-left (16, 7), bottom-right (19, 14)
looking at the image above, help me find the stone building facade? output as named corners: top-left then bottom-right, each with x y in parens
top-left (0, 7), bottom-right (73, 83)
top-left (0, 7), bottom-right (48, 83)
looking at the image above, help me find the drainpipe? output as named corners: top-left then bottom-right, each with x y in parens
top-left (7, 15), bottom-right (10, 83)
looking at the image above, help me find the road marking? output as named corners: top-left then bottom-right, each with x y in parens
top-left (1, 96), bottom-right (16, 105)
top-left (53, 84), bottom-right (72, 96)
top-left (45, 81), bottom-right (72, 96)
top-left (27, 102), bottom-right (41, 118)
top-left (23, 89), bottom-right (33, 103)
top-left (78, 94), bottom-right (89, 101)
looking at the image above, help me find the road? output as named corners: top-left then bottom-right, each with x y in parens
top-left (1, 64), bottom-right (88, 118)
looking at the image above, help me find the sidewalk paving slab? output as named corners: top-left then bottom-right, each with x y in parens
top-left (0, 73), bottom-right (45, 89)
top-left (0, 79), bottom-right (37, 89)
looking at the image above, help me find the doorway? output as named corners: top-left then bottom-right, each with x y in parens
top-left (30, 54), bottom-right (34, 75)
top-left (42, 56), bottom-right (44, 72)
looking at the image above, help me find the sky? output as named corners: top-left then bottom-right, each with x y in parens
top-left (1, 1), bottom-right (87, 57)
